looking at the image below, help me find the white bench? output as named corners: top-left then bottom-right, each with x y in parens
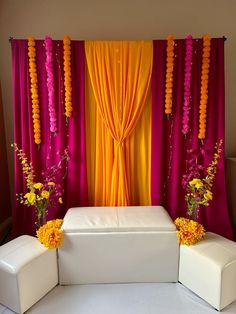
top-left (0, 235), bottom-right (58, 314)
top-left (179, 232), bottom-right (236, 311)
top-left (58, 206), bottom-right (179, 284)
top-left (1, 207), bottom-right (236, 313)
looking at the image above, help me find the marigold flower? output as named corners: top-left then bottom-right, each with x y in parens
top-left (165, 34), bottom-right (175, 116)
top-left (26, 192), bottom-right (36, 204)
top-left (28, 36), bottom-right (41, 145)
top-left (204, 190), bottom-right (213, 200)
top-left (48, 182), bottom-right (55, 186)
top-left (174, 217), bottom-right (205, 245)
top-left (198, 35), bottom-right (211, 140)
top-left (36, 219), bottom-right (64, 249)
top-left (41, 190), bottom-right (50, 199)
top-left (63, 35), bottom-right (73, 118)
top-left (189, 178), bottom-right (203, 187)
top-left (33, 182), bottom-right (43, 189)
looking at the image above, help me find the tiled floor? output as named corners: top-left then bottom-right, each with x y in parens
top-left (1, 283), bottom-right (236, 314)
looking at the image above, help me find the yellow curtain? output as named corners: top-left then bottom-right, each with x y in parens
top-left (85, 69), bottom-right (151, 206)
top-left (85, 41), bottom-right (153, 206)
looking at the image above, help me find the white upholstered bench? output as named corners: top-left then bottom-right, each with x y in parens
top-left (0, 235), bottom-right (58, 314)
top-left (1, 207), bottom-right (236, 313)
top-left (58, 206), bottom-right (179, 284)
top-left (179, 232), bottom-right (236, 311)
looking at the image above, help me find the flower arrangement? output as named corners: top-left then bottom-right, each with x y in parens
top-left (174, 217), bottom-right (205, 245)
top-left (198, 35), bottom-right (211, 140)
top-left (63, 35), bottom-right (73, 119)
top-left (12, 143), bottom-right (69, 228)
top-left (36, 219), bottom-right (64, 249)
top-left (45, 35), bottom-right (57, 133)
top-left (182, 139), bottom-right (223, 220)
top-left (28, 36), bottom-right (41, 145)
top-left (182, 34), bottom-right (193, 136)
top-left (165, 34), bottom-right (175, 116)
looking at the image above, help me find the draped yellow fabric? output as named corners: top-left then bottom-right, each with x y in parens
top-left (85, 41), bottom-right (153, 206)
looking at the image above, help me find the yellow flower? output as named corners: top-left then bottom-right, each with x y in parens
top-left (41, 190), bottom-right (50, 199)
top-left (174, 217), bottom-right (205, 245)
top-left (26, 192), bottom-right (36, 204)
top-left (58, 197), bottom-right (63, 204)
top-left (48, 182), bottom-right (55, 186)
top-left (204, 190), bottom-right (213, 200)
top-left (33, 182), bottom-right (43, 189)
top-left (36, 219), bottom-right (64, 249)
top-left (46, 219), bottom-right (63, 229)
top-left (189, 178), bottom-right (203, 188)
top-left (21, 159), bottom-right (26, 164)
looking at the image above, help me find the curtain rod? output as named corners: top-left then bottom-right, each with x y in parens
top-left (9, 36), bottom-right (228, 42)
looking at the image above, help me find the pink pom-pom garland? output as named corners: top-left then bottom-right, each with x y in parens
top-left (182, 34), bottom-right (193, 136)
top-left (44, 35), bottom-right (57, 133)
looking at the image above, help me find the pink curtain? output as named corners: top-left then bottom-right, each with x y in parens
top-left (151, 38), bottom-right (233, 239)
top-left (11, 39), bottom-right (88, 237)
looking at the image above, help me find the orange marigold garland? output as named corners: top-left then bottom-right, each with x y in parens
top-left (174, 217), bottom-right (205, 245)
top-left (198, 35), bottom-right (211, 140)
top-left (165, 34), bottom-right (175, 116)
top-left (28, 36), bottom-right (41, 145)
top-left (63, 35), bottom-right (73, 119)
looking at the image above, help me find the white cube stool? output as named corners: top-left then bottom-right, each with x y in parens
top-left (59, 206), bottom-right (179, 284)
top-left (0, 235), bottom-right (58, 314)
top-left (179, 232), bottom-right (236, 311)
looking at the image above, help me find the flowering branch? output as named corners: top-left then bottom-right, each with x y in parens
top-left (182, 139), bottom-right (223, 219)
top-left (12, 143), bottom-right (69, 228)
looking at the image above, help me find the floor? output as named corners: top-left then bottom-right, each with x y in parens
top-left (1, 283), bottom-right (236, 314)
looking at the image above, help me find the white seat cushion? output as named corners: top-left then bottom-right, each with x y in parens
top-left (62, 206), bottom-right (176, 233)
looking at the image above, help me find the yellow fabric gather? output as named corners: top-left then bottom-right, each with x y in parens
top-left (85, 41), bottom-right (153, 206)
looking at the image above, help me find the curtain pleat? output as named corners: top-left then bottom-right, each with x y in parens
top-left (11, 40), bottom-right (88, 237)
top-left (85, 41), bottom-right (152, 206)
top-left (151, 38), bottom-right (233, 239)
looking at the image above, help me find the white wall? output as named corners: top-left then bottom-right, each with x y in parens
top-left (0, 0), bottom-right (236, 201)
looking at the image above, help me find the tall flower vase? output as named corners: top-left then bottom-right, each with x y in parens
top-left (187, 205), bottom-right (200, 222)
top-left (35, 207), bottom-right (48, 230)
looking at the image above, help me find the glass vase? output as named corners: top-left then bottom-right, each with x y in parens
top-left (35, 207), bottom-right (47, 229)
top-left (187, 205), bottom-right (199, 222)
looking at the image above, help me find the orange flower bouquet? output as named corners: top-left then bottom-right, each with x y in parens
top-left (174, 217), bottom-right (205, 245)
top-left (36, 219), bottom-right (64, 249)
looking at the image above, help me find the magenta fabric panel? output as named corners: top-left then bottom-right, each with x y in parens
top-left (11, 40), bottom-right (88, 237)
top-left (151, 38), bottom-right (233, 239)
